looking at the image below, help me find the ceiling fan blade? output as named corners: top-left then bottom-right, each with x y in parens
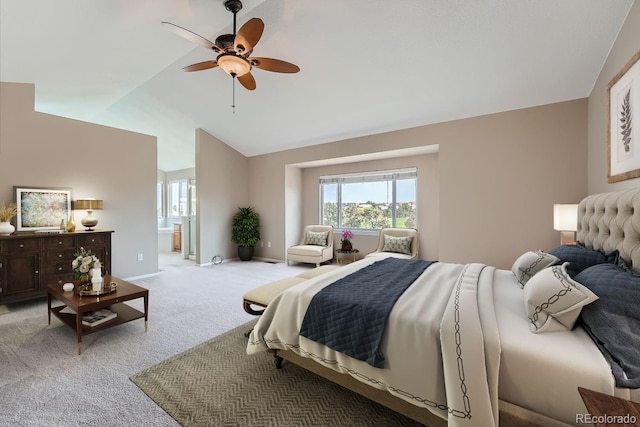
top-left (162, 21), bottom-right (222, 53)
top-left (182, 61), bottom-right (218, 72)
top-left (237, 72), bottom-right (257, 91)
top-left (248, 57), bottom-right (300, 73)
top-left (234, 18), bottom-right (264, 54)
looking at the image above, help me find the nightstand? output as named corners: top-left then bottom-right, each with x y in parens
top-left (578, 387), bottom-right (640, 427)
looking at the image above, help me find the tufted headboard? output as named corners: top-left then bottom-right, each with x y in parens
top-left (577, 187), bottom-right (640, 274)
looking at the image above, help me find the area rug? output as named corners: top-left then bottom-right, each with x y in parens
top-left (130, 321), bottom-right (423, 427)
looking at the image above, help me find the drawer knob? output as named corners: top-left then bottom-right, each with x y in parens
top-left (19, 244), bottom-right (24, 248)
top-left (58, 241), bottom-right (63, 245)
top-left (35, 270), bottom-right (39, 274)
top-left (58, 267), bottom-right (63, 271)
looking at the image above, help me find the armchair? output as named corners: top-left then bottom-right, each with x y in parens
top-left (286, 225), bottom-right (334, 267)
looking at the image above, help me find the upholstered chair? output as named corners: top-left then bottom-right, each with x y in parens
top-left (286, 225), bottom-right (334, 267)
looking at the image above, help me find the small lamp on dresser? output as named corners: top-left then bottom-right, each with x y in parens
top-left (75, 198), bottom-right (103, 231)
top-left (553, 203), bottom-right (578, 245)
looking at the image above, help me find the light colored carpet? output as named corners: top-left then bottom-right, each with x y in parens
top-left (0, 260), bottom-right (310, 426)
top-left (131, 320), bottom-right (422, 427)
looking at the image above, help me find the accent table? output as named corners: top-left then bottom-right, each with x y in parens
top-left (336, 248), bottom-right (359, 265)
top-left (47, 276), bottom-right (148, 355)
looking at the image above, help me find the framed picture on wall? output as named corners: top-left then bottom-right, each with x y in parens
top-left (608, 50), bottom-right (640, 183)
top-left (14, 186), bottom-right (72, 232)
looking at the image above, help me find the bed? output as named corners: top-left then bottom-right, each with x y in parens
top-left (247, 188), bottom-right (640, 426)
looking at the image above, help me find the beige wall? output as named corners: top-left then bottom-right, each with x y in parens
top-left (195, 128), bottom-right (249, 264)
top-left (249, 99), bottom-right (587, 269)
top-left (0, 82), bottom-right (158, 278)
top-left (588, 1), bottom-right (640, 193)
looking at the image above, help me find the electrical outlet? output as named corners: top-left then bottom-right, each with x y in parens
top-left (268, 242), bottom-right (271, 248)
top-left (137, 253), bottom-right (143, 261)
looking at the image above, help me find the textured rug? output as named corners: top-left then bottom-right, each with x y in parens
top-left (130, 321), bottom-right (423, 427)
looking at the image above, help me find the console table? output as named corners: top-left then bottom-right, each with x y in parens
top-left (0, 230), bottom-right (113, 304)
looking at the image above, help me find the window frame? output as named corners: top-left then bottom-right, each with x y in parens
top-left (157, 180), bottom-right (164, 218)
top-left (319, 168), bottom-right (417, 232)
top-left (168, 179), bottom-right (189, 217)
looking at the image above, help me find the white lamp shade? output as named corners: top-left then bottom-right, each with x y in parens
top-left (553, 204), bottom-right (578, 231)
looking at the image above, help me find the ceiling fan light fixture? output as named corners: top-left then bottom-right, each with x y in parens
top-left (217, 54), bottom-right (251, 77)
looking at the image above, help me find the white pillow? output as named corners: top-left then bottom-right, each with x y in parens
top-left (511, 250), bottom-right (560, 288)
top-left (305, 230), bottom-right (328, 246)
top-left (381, 235), bottom-right (413, 255)
top-left (524, 262), bottom-right (598, 333)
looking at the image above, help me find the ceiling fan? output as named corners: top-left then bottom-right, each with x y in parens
top-left (162, 0), bottom-right (299, 92)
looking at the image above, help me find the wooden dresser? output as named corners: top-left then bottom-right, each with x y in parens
top-left (0, 230), bottom-right (113, 304)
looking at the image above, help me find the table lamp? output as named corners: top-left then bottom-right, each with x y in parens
top-left (553, 204), bottom-right (578, 245)
top-left (75, 198), bottom-right (103, 231)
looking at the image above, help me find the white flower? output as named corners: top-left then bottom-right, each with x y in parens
top-left (72, 247), bottom-right (101, 280)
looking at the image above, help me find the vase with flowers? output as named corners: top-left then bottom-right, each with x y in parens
top-left (72, 247), bottom-right (101, 285)
top-left (340, 229), bottom-right (354, 251)
top-left (0, 201), bottom-right (17, 236)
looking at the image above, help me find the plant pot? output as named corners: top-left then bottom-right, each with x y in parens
top-left (0, 222), bottom-right (15, 236)
top-left (238, 246), bottom-right (254, 261)
top-left (341, 244), bottom-right (352, 251)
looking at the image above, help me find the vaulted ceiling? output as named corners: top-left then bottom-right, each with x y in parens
top-left (1, 1), bottom-right (634, 171)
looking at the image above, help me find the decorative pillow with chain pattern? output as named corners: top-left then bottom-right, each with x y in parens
top-left (381, 235), bottom-right (413, 255)
top-left (511, 250), bottom-right (560, 288)
top-left (306, 230), bottom-right (328, 246)
top-left (524, 262), bottom-right (598, 333)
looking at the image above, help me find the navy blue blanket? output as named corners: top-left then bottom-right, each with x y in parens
top-left (299, 257), bottom-right (435, 368)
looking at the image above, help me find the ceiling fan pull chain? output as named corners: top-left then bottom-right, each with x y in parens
top-left (232, 76), bottom-right (236, 114)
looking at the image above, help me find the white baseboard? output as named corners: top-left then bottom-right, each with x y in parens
top-left (123, 272), bottom-right (161, 281)
top-left (253, 256), bottom-right (285, 263)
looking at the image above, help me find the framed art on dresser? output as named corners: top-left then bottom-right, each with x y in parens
top-left (14, 186), bottom-right (72, 232)
top-left (608, 50), bottom-right (640, 183)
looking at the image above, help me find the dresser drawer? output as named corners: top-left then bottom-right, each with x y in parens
top-left (42, 274), bottom-right (74, 286)
top-left (44, 236), bottom-right (75, 250)
top-left (2, 238), bottom-right (40, 253)
top-left (44, 260), bottom-right (73, 276)
top-left (44, 248), bottom-right (75, 263)
top-left (77, 234), bottom-right (106, 247)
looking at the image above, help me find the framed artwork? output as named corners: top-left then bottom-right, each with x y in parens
top-left (608, 50), bottom-right (640, 183)
top-left (14, 186), bottom-right (72, 232)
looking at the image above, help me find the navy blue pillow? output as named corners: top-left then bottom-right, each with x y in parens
top-left (549, 244), bottom-right (618, 278)
top-left (575, 263), bottom-right (640, 388)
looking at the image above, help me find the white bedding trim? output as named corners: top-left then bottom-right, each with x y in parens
top-left (247, 257), bottom-right (500, 427)
top-left (440, 263), bottom-right (500, 426)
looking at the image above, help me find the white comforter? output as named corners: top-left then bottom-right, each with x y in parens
top-left (247, 256), bottom-right (501, 427)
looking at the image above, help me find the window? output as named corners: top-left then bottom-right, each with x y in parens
top-left (320, 168), bottom-right (417, 230)
top-left (169, 180), bottom-right (188, 217)
top-left (157, 181), bottom-right (164, 218)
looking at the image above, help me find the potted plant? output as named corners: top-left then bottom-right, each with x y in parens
top-left (232, 206), bottom-right (261, 261)
top-left (0, 200), bottom-right (17, 236)
top-left (340, 229), bottom-right (353, 251)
